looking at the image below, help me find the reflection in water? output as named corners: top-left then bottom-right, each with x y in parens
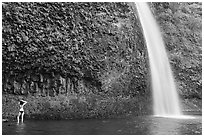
top-left (16, 123), bottom-right (26, 134)
top-left (149, 117), bottom-right (181, 135)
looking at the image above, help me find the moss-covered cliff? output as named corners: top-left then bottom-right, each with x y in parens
top-left (2, 2), bottom-right (149, 97)
top-left (151, 2), bottom-right (202, 99)
top-left (2, 2), bottom-right (202, 119)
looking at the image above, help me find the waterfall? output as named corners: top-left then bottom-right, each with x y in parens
top-left (135, 2), bottom-right (182, 117)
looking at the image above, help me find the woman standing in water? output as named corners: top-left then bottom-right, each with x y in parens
top-left (17, 99), bottom-right (27, 123)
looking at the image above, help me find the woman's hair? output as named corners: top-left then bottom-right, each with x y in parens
top-left (20, 100), bottom-right (24, 105)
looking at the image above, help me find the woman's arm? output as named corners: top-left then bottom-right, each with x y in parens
top-left (21, 100), bottom-right (27, 106)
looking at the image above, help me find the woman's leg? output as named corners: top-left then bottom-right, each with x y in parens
top-left (21, 112), bottom-right (25, 123)
top-left (17, 112), bottom-right (21, 123)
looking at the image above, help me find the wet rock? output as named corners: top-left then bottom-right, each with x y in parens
top-left (59, 77), bottom-right (66, 94)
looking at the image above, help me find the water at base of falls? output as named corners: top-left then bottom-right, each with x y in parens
top-left (154, 115), bottom-right (195, 119)
top-left (135, 2), bottom-right (182, 117)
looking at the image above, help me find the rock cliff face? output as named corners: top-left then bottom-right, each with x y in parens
top-left (2, 2), bottom-right (149, 97)
top-left (151, 2), bottom-right (202, 99)
top-left (2, 2), bottom-right (202, 120)
top-left (3, 73), bottom-right (96, 96)
top-left (2, 2), bottom-right (202, 99)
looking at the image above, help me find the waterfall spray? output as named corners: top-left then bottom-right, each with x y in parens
top-left (135, 2), bottom-right (182, 117)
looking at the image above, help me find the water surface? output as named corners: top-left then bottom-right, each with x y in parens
top-left (2, 114), bottom-right (202, 135)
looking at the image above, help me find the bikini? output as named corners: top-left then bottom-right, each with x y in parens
top-left (19, 106), bottom-right (24, 113)
top-left (19, 101), bottom-right (24, 113)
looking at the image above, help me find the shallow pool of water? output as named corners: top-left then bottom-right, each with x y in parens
top-left (2, 114), bottom-right (202, 135)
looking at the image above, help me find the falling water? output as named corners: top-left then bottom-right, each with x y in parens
top-left (135, 2), bottom-right (182, 117)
